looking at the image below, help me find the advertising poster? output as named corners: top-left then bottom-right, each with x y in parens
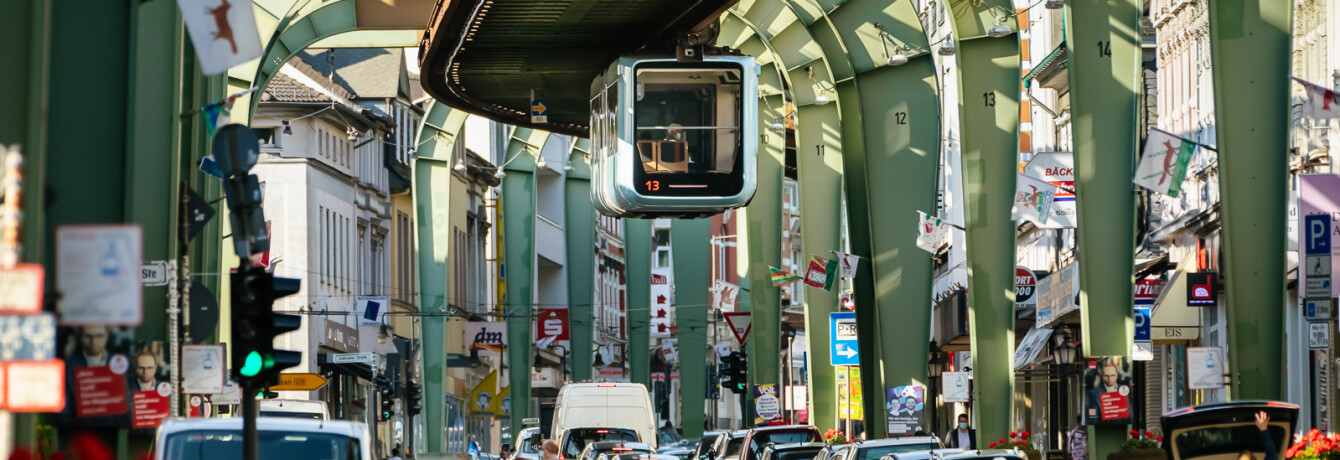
top-left (56, 225), bottom-right (143, 325)
top-left (849, 367), bottom-right (864, 420)
top-left (75, 365), bottom-right (127, 418)
top-left (754, 384), bottom-right (782, 425)
top-left (181, 345), bottom-right (225, 394)
top-left (132, 386), bottom-right (171, 429)
top-left (942, 372), bottom-right (971, 403)
top-left (1083, 356), bottom-right (1132, 424)
top-left (886, 385), bottom-right (924, 436)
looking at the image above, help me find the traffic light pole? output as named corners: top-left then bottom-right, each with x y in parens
top-left (242, 382), bottom-right (259, 460)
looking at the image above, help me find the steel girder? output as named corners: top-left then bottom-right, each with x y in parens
top-left (945, 0), bottom-right (1020, 443)
top-left (567, 139), bottom-right (595, 383)
top-left (673, 219), bottom-right (713, 438)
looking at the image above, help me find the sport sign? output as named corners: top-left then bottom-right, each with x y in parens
top-left (1015, 267), bottom-right (1036, 310)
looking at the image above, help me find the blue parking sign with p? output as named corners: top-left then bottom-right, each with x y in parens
top-left (1134, 307), bottom-right (1151, 342)
top-left (1306, 214), bottom-right (1331, 255)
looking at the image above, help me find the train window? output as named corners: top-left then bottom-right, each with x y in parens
top-left (591, 94), bottom-right (602, 158)
top-left (605, 85), bottom-right (617, 159)
top-left (633, 66), bottom-right (742, 177)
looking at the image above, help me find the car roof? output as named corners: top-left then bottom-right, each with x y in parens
top-left (936, 450), bottom-right (1028, 460)
top-left (856, 437), bottom-right (942, 447)
top-left (157, 417), bottom-right (366, 438)
top-left (750, 425), bottom-right (817, 434)
top-left (764, 442), bottom-right (827, 451)
top-left (588, 441), bottom-right (656, 451)
top-left (610, 454), bottom-right (682, 460)
top-left (882, 448), bottom-right (965, 460)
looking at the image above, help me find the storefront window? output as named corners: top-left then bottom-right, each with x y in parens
top-left (447, 396), bottom-right (467, 453)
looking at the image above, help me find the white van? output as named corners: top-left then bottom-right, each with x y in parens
top-left (259, 399), bottom-right (330, 420)
top-left (552, 382), bottom-right (658, 457)
top-left (154, 416), bottom-right (370, 460)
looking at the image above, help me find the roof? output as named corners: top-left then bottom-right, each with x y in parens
top-left (156, 416), bottom-right (367, 438)
top-left (298, 48), bottom-right (409, 99)
top-left (1023, 42), bottom-right (1069, 90)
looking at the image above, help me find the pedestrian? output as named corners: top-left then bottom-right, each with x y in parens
top-left (501, 443), bottom-right (514, 460)
top-left (388, 446), bottom-right (404, 460)
top-left (1239, 412), bottom-right (1275, 460)
top-left (1068, 416), bottom-right (1088, 460)
top-left (944, 414), bottom-right (976, 449)
top-left (542, 440), bottom-right (561, 460)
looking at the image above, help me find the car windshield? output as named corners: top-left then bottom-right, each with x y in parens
top-left (756, 432), bottom-right (817, 446)
top-left (163, 429), bottom-right (359, 460)
top-left (776, 448), bottom-right (823, 460)
top-left (725, 438), bottom-right (745, 457)
top-left (1173, 425), bottom-right (1287, 460)
top-left (564, 429), bottom-right (641, 458)
top-left (858, 444), bottom-right (941, 460)
top-left (521, 432), bottom-right (541, 454)
top-left (258, 411), bottom-right (323, 420)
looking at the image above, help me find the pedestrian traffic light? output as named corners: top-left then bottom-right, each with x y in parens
top-left (231, 267), bottom-right (303, 388)
top-left (407, 381), bottom-right (423, 416)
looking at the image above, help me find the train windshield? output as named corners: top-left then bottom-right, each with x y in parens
top-left (633, 65), bottom-right (743, 180)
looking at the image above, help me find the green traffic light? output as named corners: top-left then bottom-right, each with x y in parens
top-left (241, 350), bottom-right (263, 377)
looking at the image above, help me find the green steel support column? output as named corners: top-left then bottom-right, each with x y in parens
top-left (717, 14), bottom-right (786, 398)
top-left (0, 0), bottom-right (49, 449)
top-left (502, 128), bottom-right (542, 438)
top-left (946, 0), bottom-right (1020, 443)
top-left (1208, 0), bottom-right (1289, 399)
top-left (413, 102), bottom-right (469, 452)
top-left (627, 219), bottom-right (653, 387)
top-left (566, 141), bottom-right (595, 382)
top-left (672, 219), bottom-right (711, 439)
top-left (1063, 0), bottom-right (1141, 455)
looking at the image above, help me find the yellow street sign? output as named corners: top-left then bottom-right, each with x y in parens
top-left (269, 373), bottom-right (328, 391)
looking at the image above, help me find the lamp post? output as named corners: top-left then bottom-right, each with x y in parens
top-left (927, 340), bottom-right (946, 434)
top-left (1052, 326), bottom-right (1077, 366)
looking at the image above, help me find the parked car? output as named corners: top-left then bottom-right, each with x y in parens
top-left (1160, 400), bottom-right (1299, 460)
top-left (880, 448), bottom-right (965, 460)
top-left (695, 431), bottom-right (728, 460)
top-left (563, 428), bottom-right (646, 459)
top-left (739, 425), bottom-right (823, 460)
top-left (658, 444), bottom-right (696, 460)
top-left (553, 383), bottom-right (658, 448)
top-left (153, 416), bottom-right (370, 460)
top-left (707, 430), bottom-right (749, 460)
top-left (513, 426), bottom-right (544, 460)
top-left (607, 454), bottom-right (685, 460)
top-left (578, 441), bottom-right (657, 460)
top-left (815, 436), bottom-right (943, 460)
top-left (757, 442), bottom-right (827, 460)
top-left (934, 450), bottom-right (1027, 460)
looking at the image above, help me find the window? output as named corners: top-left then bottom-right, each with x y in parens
top-left (255, 128), bottom-right (280, 151)
top-left (633, 65), bottom-right (742, 175)
top-left (653, 229), bottom-right (670, 247)
top-left (655, 248), bottom-right (670, 268)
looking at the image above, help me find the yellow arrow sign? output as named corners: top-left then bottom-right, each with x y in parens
top-left (269, 372), bottom-right (328, 391)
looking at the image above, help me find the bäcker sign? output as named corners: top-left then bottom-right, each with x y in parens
top-left (1022, 152), bottom-right (1077, 228)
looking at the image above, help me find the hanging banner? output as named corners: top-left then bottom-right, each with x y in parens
top-left (356, 296), bottom-right (389, 327)
top-left (830, 251), bottom-right (860, 278)
top-left (469, 370), bottom-right (498, 416)
top-left (916, 211), bottom-right (950, 253)
top-left (886, 385), bottom-right (925, 436)
top-left (490, 385), bottom-right (511, 420)
top-left (1022, 153), bottom-right (1077, 227)
top-left (177, 0), bottom-right (264, 75)
top-left (1083, 356), bottom-right (1132, 424)
top-left (1012, 174), bottom-right (1060, 227)
top-left (465, 322), bottom-right (508, 356)
top-left (753, 384), bottom-right (782, 425)
top-left (804, 256), bottom-right (838, 291)
top-left (651, 268), bottom-right (673, 337)
top-left (941, 372), bottom-right (971, 403)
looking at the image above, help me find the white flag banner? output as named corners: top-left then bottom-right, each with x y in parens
top-left (830, 251), bottom-right (860, 278)
top-left (1294, 76), bottom-right (1340, 119)
top-left (713, 280), bottom-right (739, 311)
top-left (1012, 174), bottom-right (1059, 225)
top-left (915, 211), bottom-right (949, 253)
top-left (178, 0), bottom-right (263, 75)
top-left (1133, 128), bottom-right (1196, 198)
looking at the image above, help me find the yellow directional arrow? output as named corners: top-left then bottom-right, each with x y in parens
top-left (269, 372), bottom-right (328, 391)
top-left (531, 101), bottom-right (546, 114)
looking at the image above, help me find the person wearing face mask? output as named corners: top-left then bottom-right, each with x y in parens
top-left (943, 414), bottom-right (976, 449)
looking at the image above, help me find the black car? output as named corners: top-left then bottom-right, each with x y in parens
top-left (1161, 400), bottom-right (1299, 460)
top-left (578, 442), bottom-right (657, 460)
top-left (815, 437), bottom-right (943, 460)
top-left (707, 430), bottom-right (750, 460)
top-left (758, 442), bottom-right (827, 460)
top-left (696, 431), bottom-right (728, 460)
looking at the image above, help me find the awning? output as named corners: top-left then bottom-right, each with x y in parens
top-left (1149, 268), bottom-right (1201, 343)
top-left (1013, 327), bottom-right (1055, 370)
top-left (1024, 42), bottom-right (1068, 90)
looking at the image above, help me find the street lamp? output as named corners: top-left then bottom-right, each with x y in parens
top-left (1053, 326), bottom-right (1077, 365)
top-left (928, 340), bottom-right (946, 379)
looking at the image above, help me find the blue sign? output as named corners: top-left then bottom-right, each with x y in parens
top-left (1133, 307), bottom-right (1151, 342)
top-left (1306, 214), bottom-right (1331, 256)
top-left (829, 312), bottom-right (859, 366)
top-left (0, 313), bottom-right (56, 360)
top-left (530, 100), bottom-right (548, 116)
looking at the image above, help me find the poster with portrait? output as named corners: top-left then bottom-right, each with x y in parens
top-left (886, 385), bottom-right (924, 436)
top-left (1083, 356), bottom-right (1133, 425)
top-left (55, 325), bottom-right (173, 430)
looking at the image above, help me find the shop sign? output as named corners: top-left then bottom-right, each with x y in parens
top-left (1134, 279), bottom-right (1164, 306)
top-left (1015, 267), bottom-right (1037, 310)
top-left (1186, 272), bottom-right (1217, 306)
top-left (465, 321), bottom-right (507, 356)
top-left (1022, 152), bottom-right (1077, 228)
top-left (1037, 262), bottom-right (1078, 327)
top-left (535, 309), bottom-right (570, 342)
top-left (322, 320), bottom-right (359, 353)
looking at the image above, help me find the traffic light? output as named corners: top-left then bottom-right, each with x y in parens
top-left (407, 381), bottom-right (423, 416)
top-left (231, 267), bottom-right (303, 388)
top-left (376, 376), bottom-right (395, 421)
top-left (256, 389), bottom-right (278, 399)
top-left (722, 351), bottom-right (747, 394)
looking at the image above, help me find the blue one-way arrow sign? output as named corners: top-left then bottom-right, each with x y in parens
top-left (829, 312), bottom-right (859, 366)
top-left (530, 99), bottom-right (548, 124)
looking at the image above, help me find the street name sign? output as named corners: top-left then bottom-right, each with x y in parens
top-left (271, 373), bottom-right (328, 391)
top-left (140, 261), bottom-right (169, 286)
top-left (331, 353), bottom-right (375, 364)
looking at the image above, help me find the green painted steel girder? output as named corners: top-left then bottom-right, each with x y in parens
top-left (501, 126), bottom-right (547, 439)
top-left (672, 219), bottom-right (711, 438)
top-left (1208, 0), bottom-right (1289, 399)
top-left (627, 219), bottom-right (653, 388)
top-left (731, 0), bottom-right (846, 431)
top-left (946, 0), bottom-right (1020, 444)
top-left (1064, 0), bottom-right (1141, 456)
top-left (567, 139), bottom-right (595, 382)
top-left (413, 101), bottom-right (471, 451)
